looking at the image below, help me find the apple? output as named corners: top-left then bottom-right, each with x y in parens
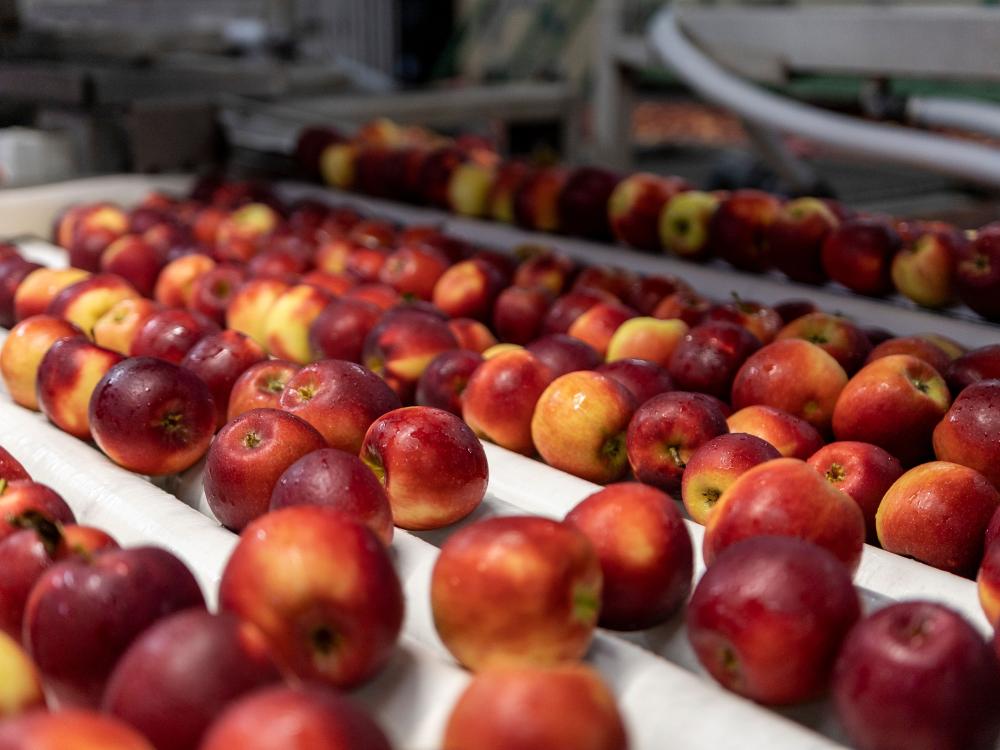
top-left (0, 710), bottom-right (155, 749)
top-left (449, 317), bottom-right (497, 354)
top-left (92, 298), bottom-right (159, 355)
top-left (625, 273), bottom-right (689, 316)
top-left (659, 190), bottom-right (720, 259)
top-left (681, 432), bottom-right (780, 524)
top-left (24, 546), bottom-right (205, 706)
top-left (978, 539), bottom-right (1000, 626)
top-left (129, 308), bottom-right (219, 364)
top-left (596, 358), bottom-right (674, 406)
top-left (704, 457), bottom-right (866, 571)
top-left (102, 610), bottom-right (281, 750)
top-left (774, 311), bottom-right (872, 374)
top-left (66, 204), bottom-right (130, 271)
top-left (0, 520), bottom-right (117, 639)
top-left (708, 189), bottom-right (782, 272)
top-left (868, 335), bottom-right (951, 377)
top-left (415, 349), bottom-right (483, 416)
top-left (462, 349), bottom-right (552, 456)
top-left (955, 223), bottom-right (1000, 319)
top-left (247, 248), bottom-right (308, 280)
top-left (556, 166), bottom-right (620, 240)
top-left (219, 506), bottom-right (404, 688)
top-left (269, 448), bottom-right (394, 546)
top-left (492, 285), bottom-right (551, 345)
top-left (263, 284), bottom-right (331, 364)
top-left (566, 482), bottom-right (692, 630)
top-left (0, 447), bottom-right (28, 485)
top-left (877, 461), bottom-right (999, 576)
top-left (833, 601), bottom-right (1000, 750)
top-left (180, 330), bottom-right (267, 429)
top-left (0, 630), bottom-right (44, 718)
top-left (361, 406), bottom-right (487, 529)
top-left (566, 301), bottom-right (637, 358)
top-left (443, 665), bottom-right (627, 750)
top-left (731, 338), bottom-right (848, 433)
top-left (920, 332), bottom-right (965, 360)
top-left (36, 338), bottom-right (124, 440)
top-left (667, 321), bottom-right (760, 400)
top-left (215, 203), bottom-right (280, 263)
top-left (14, 267), bottom-right (90, 322)
top-left (726, 404), bottom-right (824, 460)
top-left (362, 308), bottom-right (459, 397)
top-left (530, 371), bottom-right (636, 484)
top-left (832, 354), bottom-right (950, 466)
top-left (767, 197), bottom-right (840, 284)
top-left (608, 172), bottom-right (690, 251)
top-left (226, 360), bottom-right (299, 420)
top-left (704, 298), bottom-right (782, 346)
top-left (188, 265), bottom-right (247, 326)
top-left (892, 227), bottom-right (964, 308)
top-left (807, 441), bottom-right (903, 542)
top-left (200, 685), bottom-right (392, 750)
top-left (513, 167), bottom-right (569, 233)
top-left (541, 288), bottom-right (614, 335)
top-left (319, 142), bottom-right (358, 189)
top-left (821, 217), bottom-right (902, 296)
top-left (47, 274), bottom-right (139, 340)
top-left (513, 250), bottom-right (575, 296)
top-left (153, 253), bottom-right (216, 309)
top-left (280, 359), bottom-right (401, 453)
top-left (377, 244), bottom-right (448, 300)
top-left (773, 298), bottom-right (818, 324)
top-left (0, 481), bottom-right (75, 542)
top-left (626, 391), bottom-right (729, 493)
top-left (90, 357), bottom-right (216, 476)
top-left (933, 379), bottom-right (1000, 489)
top-left (99, 234), bottom-right (164, 297)
top-left (487, 161), bottom-right (534, 223)
top-left (572, 265), bottom-right (635, 301)
top-left (431, 515), bottom-right (601, 670)
top-left (432, 258), bottom-right (503, 322)
top-left (0, 314), bottom-right (82, 410)
top-left (947, 344), bottom-right (1000, 393)
top-left (689, 536), bottom-right (859, 705)
top-left (308, 297), bottom-right (382, 364)
top-left (0, 256), bottom-right (42, 328)
top-left (343, 282), bottom-right (399, 310)
top-left (653, 290), bottom-right (711, 327)
top-left (526, 333), bottom-right (602, 377)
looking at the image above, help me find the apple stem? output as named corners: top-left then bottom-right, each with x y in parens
top-left (0, 478), bottom-right (6, 495)
top-left (667, 445), bottom-right (686, 469)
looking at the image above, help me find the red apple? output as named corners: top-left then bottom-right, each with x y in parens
top-left (773, 298), bottom-right (818, 324)
top-left (608, 172), bottom-right (690, 251)
top-left (726, 405), bottom-right (824, 460)
top-left (821, 217), bottom-right (902, 296)
top-left (47, 273), bottom-right (140, 340)
top-left (0, 314), bottom-right (83, 410)
top-left (188, 265), bottom-right (247, 326)
top-left (667, 321), bottom-right (760, 400)
top-left (180, 330), bottom-right (267, 429)
top-left (704, 298), bottom-right (782, 345)
top-left (92, 298), bottom-right (160, 356)
top-left (153, 253), bottom-right (216, 309)
top-left (263, 284), bottom-right (331, 364)
top-left (0, 256), bottom-right (42, 328)
top-left (99, 234), bottom-right (164, 298)
top-left (431, 516), bottom-right (601, 670)
top-left (955, 223), bottom-right (1000, 320)
top-left (947, 344), bottom-right (1000, 394)
top-left (130, 308), bottom-right (220, 364)
top-left (0, 447), bottom-right (29, 485)
top-left (867, 335), bottom-right (951, 376)
top-left (775, 311), bottom-right (872, 374)
top-left (566, 301), bottom-right (637, 359)
top-left (487, 161), bottom-right (534, 224)
top-left (0, 481), bottom-right (75, 542)
top-left (513, 167), bottom-right (569, 233)
top-left (227, 360), bottom-right (299, 420)
top-left (14, 267), bottom-right (90, 323)
top-left (933, 379), bottom-right (1000, 489)
top-left (526, 333), bottom-right (602, 378)
top-left (0, 710), bottom-right (154, 749)
top-left (767, 197), bottom-right (840, 284)
top-left (513, 250), bottom-right (575, 297)
top-left (542, 288), bottom-right (615, 335)
top-left (653, 290), bottom-right (711, 327)
top-left (681, 432), bottom-right (781, 524)
top-left (892, 227), bottom-right (964, 308)
top-left (219, 506), bottom-right (404, 688)
top-left (659, 190), bottom-right (720, 259)
top-left (708, 189), bottom-right (782, 272)
top-left (596, 358), bottom-right (674, 406)
top-left (36, 337), bottom-right (125, 439)
top-left (432, 258), bottom-right (503, 322)
top-left (415, 349), bottom-right (483, 416)
top-left (492, 285), bottom-right (551, 345)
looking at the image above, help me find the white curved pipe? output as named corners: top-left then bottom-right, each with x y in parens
top-left (907, 96), bottom-right (1000, 140)
top-left (648, 7), bottom-right (1000, 188)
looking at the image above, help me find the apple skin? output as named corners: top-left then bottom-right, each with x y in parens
top-left (280, 359), bottom-right (401, 453)
top-left (625, 273), bottom-right (688, 316)
top-left (626, 391), bottom-right (729, 493)
top-left (99, 234), bottom-right (164, 298)
top-left (530, 371), bottom-right (636, 484)
top-left (93, 297), bottom-right (160, 356)
top-left (47, 273), bottom-right (139, 340)
top-left (362, 309), bottom-right (460, 395)
top-left (774, 298), bottom-right (818, 324)
top-left (867, 335), bottom-right (951, 376)
top-left (557, 166), bottom-right (620, 240)
top-left (0, 481), bottom-right (75, 542)
top-left (608, 172), bottom-right (690, 251)
top-left (89, 357), bottom-right (216, 476)
top-left (688, 536), bottom-right (860, 705)
top-left (877, 461), bottom-right (999, 576)
top-left (767, 197), bottom-right (840, 284)
top-left (153, 253), bottom-right (216, 309)
top-left (526, 333), bottom-right (602, 378)
top-left (541, 288), bottom-right (615, 335)
top-left (181, 330), bottom-right (267, 429)
top-left (14, 267), bottom-right (90, 323)
top-left (0, 710), bottom-right (155, 750)
top-left (832, 601), bottom-right (1000, 750)
top-left (978, 540), bottom-right (1000, 626)
top-left (807, 441), bottom-right (903, 543)
top-left (572, 265), bottom-right (635, 302)
top-left (66, 204), bottom-right (130, 271)
top-left (892, 227), bottom-right (964, 308)
top-left (102, 610), bottom-right (282, 750)
top-left (431, 516), bottom-right (601, 670)
top-left (704, 457), bottom-right (866, 572)
top-left (832, 354), bottom-right (950, 466)
top-left (204, 408), bottom-right (327, 531)
top-left (432, 258), bottom-right (504, 322)
top-left (263, 284), bottom-right (331, 364)
top-left (492, 285), bottom-right (551, 345)
top-left (462, 349), bottom-right (553, 456)
top-left (361, 406), bottom-right (488, 530)
top-left (199, 684), bottom-right (392, 750)
top-left (566, 482), bottom-right (693, 630)
top-left (270, 448), bottom-right (394, 546)
top-left (775, 311), bottom-right (872, 375)
top-left (0, 447), bottom-right (29, 484)
top-left (36, 337), bottom-right (125, 440)
top-left (0, 256), bottom-right (42, 328)
top-left (188, 265), bottom-right (247, 326)
top-left (565, 301), bottom-right (636, 359)
top-left (933, 379), bottom-right (1000, 488)
top-left (726, 404), bottom-right (824, 460)
top-left (225, 278), bottom-right (290, 347)
top-left (955, 223), bottom-right (1000, 319)
top-left (946, 344), bottom-right (1000, 394)
top-left (731, 338), bottom-right (848, 433)
top-left (24, 546), bottom-right (205, 707)
top-left (821, 217), bottom-right (902, 296)
top-left (704, 298), bottom-right (782, 346)
top-left (0, 314), bottom-right (83, 410)
top-left (596, 358), bottom-right (674, 406)
top-left (219, 506), bottom-right (404, 689)
top-left (603, 316), bottom-right (688, 370)
top-left (0, 630), bottom-right (45, 718)
top-left (487, 161), bottom-right (534, 223)
top-left (667, 321), bottom-right (761, 400)
top-left (514, 250), bottom-right (576, 297)
top-left (653, 290), bottom-right (711, 327)
top-left (0, 522), bottom-right (117, 640)
top-left (443, 664), bottom-right (627, 750)
top-left (304, 297), bottom-right (379, 365)
top-left (514, 167), bottom-right (569, 233)
top-left (377, 244), bottom-right (448, 300)
top-left (681, 433), bottom-right (781, 525)
top-left (708, 189), bottom-right (782, 273)
top-left (227, 359), bottom-right (299, 420)
top-left (415, 349), bottom-right (483, 416)
top-left (659, 190), bottom-right (720, 259)
top-left (449, 317), bottom-right (497, 354)
top-left (130, 308), bottom-right (220, 364)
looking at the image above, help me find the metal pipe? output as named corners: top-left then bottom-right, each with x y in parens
top-left (907, 96), bottom-right (1000, 140)
top-left (647, 6), bottom-right (1000, 189)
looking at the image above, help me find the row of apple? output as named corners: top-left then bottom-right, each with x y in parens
top-left (295, 119), bottom-right (1000, 321)
top-left (5, 192), bottom-right (1000, 748)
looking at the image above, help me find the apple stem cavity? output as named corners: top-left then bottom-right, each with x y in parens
top-left (10, 509), bottom-right (63, 556)
top-left (242, 431), bottom-right (262, 449)
top-left (702, 487), bottom-right (721, 507)
top-left (825, 463), bottom-right (847, 484)
top-left (362, 453), bottom-right (386, 485)
top-left (310, 625), bottom-right (340, 656)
